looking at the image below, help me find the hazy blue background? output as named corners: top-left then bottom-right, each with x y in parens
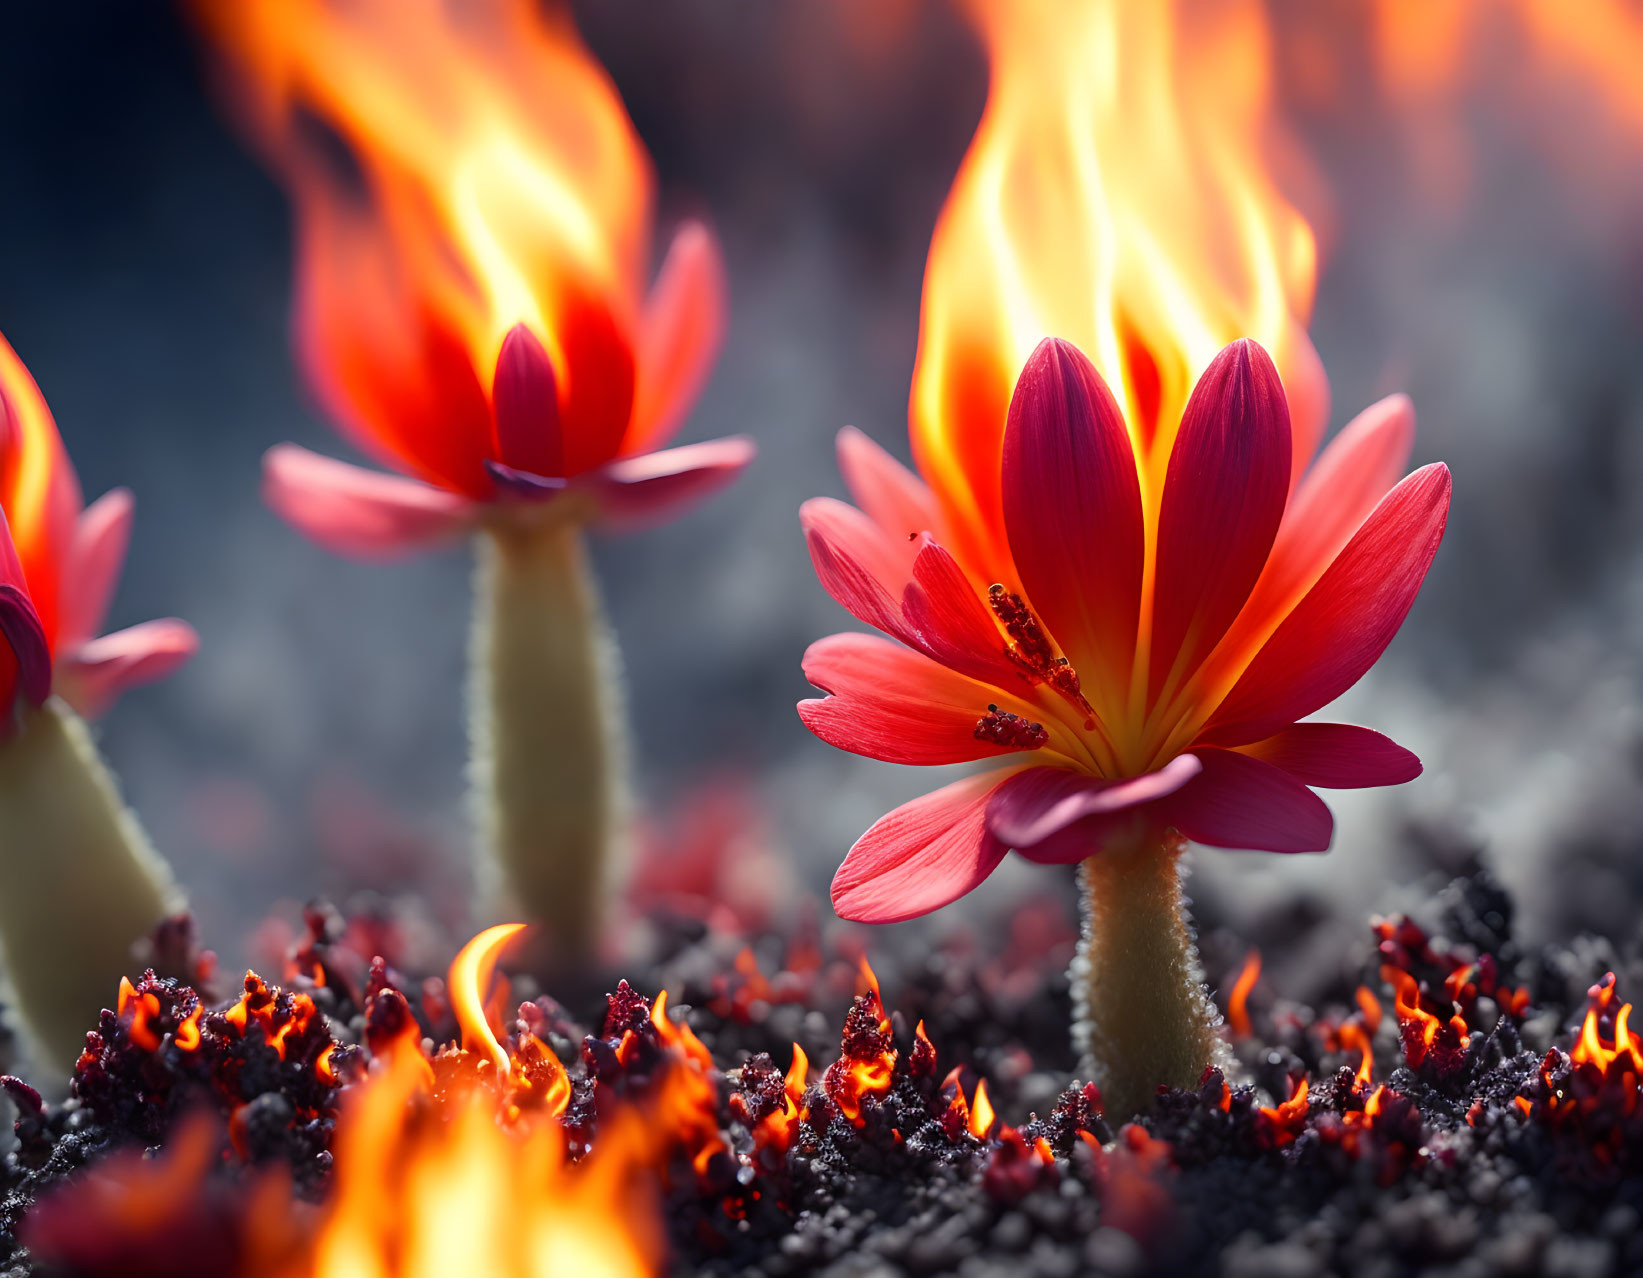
top-left (2, 1), bottom-right (1641, 970)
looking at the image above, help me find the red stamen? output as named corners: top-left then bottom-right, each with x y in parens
top-left (987, 585), bottom-right (1098, 727)
top-left (974, 706), bottom-right (1049, 750)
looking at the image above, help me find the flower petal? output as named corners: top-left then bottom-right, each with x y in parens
top-left (1001, 338), bottom-right (1143, 696)
top-left (801, 496), bottom-right (918, 640)
top-left (0, 587), bottom-right (50, 716)
top-left (986, 755), bottom-right (1203, 848)
top-left (55, 619), bottom-right (198, 720)
top-left (799, 632), bottom-right (1053, 766)
top-left (626, 220), bottom-right (727, 455)
top-left (1156, 747), bottom-right (1333, 852)
top-left (901, 537), bottom-right (1024, 689)
top-left (1262, 394), bottom-right (1415, 618)
top-left (1237, 722), bottom-right (1421, 788)
top-left (1202, 463), bottom-right (1452, 746)
top-left (837, 425), bottom-right (943, 545)
top-left (581, 436), bottom-right (754, 532)
top-left (491, 323), bottom-right (563, 478)
top-left (0, 507), bottom-right (50, 713)
top-left (830, 769), bottom-right (1016, 923)
top-left (263, 444), bottom-right (476, 560)
top-left (1151, 340), bottom-right (1291, 699)
top-left (58, 488), bottom-right (134, 649)
top-left (551, 286), bottom-right (636, 478)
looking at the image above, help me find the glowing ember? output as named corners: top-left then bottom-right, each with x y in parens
top-left (1381, 964), bottom-right (1469, 1075)
top-left (823, 960), bottom-right (898, 1126)
top-left (1256, 1076), bottom-right (1310, 1149)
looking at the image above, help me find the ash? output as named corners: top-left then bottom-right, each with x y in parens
top-left (3, 870), bottom-right (1643, 1278)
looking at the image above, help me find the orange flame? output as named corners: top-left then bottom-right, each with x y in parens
top-left (1226, 950), bottom-right (1261, 1038)
top-left (1337, 1020), bottom-right (1375, 1089)
top-left (1257, 1076), bottom-right (1310, 1148)
top-left (827, 961), bottom-right (897, 1126)
top-left (1356, 986), bottom-right (1383, 1034)
top-left (912, 0), bottom-right (1322, 574)
top-left (969, 1078), bottom-right (998, 1139)
top-left (116, 977), bottom-right (163, 1053)
top-left (188, 0), bottom-right (667, 495)
top-left (449, 922), bottom-right (526, 1079)
top-left (1571, 974), bottom-right (1643, 1077)
top-left (1381, 965), bottom-right (1468, 1070)
top-left (1374, 0), bottom-right (1643, 139)
top-left (752, 1043), bottom-right (811, 1156)
top-left (294, 1046), bottom-right (662, 1278)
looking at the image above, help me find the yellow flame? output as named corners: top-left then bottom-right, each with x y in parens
top-left (911, 0), bottom-right (1320, 576)
top-left (188, 0), bottom-right (654, 492)
top-left (296, 1046), bottom-right (660, 1278)
top-left (449, 922), bottom-right (526, 1078)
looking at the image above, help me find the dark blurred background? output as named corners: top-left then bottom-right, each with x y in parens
top-left (1, 1), bottom-right (1641, 973)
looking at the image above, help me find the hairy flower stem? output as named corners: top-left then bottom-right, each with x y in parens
top-left (0, 699), bottom-right (180, 1068)
top-left (470, 519), bottom-right (627, 973)
top-left (1071, 828), bottom-right (1225, 1122)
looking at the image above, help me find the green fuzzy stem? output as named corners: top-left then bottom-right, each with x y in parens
top-left (469, 520), bottom-right (627, 972)
top-left (0, 699), bottom-right (180, 1068)
top-left (1071, 827), bottom-right (1225, 1122)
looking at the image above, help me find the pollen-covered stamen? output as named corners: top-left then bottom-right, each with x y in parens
top-left (987, 585), bottom-right (1098, 729)
top-left (974, 705), bottom-right (1049, 750)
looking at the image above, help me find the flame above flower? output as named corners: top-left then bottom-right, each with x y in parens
top-left (912, 0), bottom-right (1323, 576)
top-left (1374, 0), bottom-right (1643, 139)
top-left (193, 0), bottom-right (749, 554)
top-left (191, 0), bottom-right (650, 491)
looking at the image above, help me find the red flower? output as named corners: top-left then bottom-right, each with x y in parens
top-left (0, 334), bottom-right (197, 728)
top-left (800, 337), bottom-right (1449, 923)
top-left (191, 0), bottom-right (753, 558)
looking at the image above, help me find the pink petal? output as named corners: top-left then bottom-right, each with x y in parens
top-left (901, 537), bottom-right (1024, 689)
top-left (830, 769), bottom-right (1017, 923)
top-left (986, 755), bottom-right (1203, 849)
top-left (581, 436), bottom-right (754, 532)
top-left (1237, 722), bottom-right (1421, 788)
top-left (1256, 394), bottom-right (1415, 621)
top-left (1279, 324), bottom-right (1331, 486)
top-left (799, 632), bottom-right (1054, 766)
top-left (1202, 463), bottom-right (1452, 746)
top-left (491, 324), bottom-right (563, 478)
top-left (626, 221), bottom-right (728, 455)
top-left (0, 507), bottom-right (50, 713)
top-left (1156, 747), bottom-right (1333, 853)
top-left (55, 619), bottom-right (198, 719)
top-left (58, 488), bottom-right (134, 649)
top-left (263, 444), bottom-right (476, 561)
top-left (1001, 338), bottom-right (1143, 696)
top-left (836, 425), bottom-right (942, 552)
top-left (1151, 340), bottom-right (1292, 700)
top-left (0, 586), bottom-right (50, 715)
top-left (801, 497), bottom-right (920, 640)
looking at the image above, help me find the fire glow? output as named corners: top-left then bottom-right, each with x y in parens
top-left (912, 0), bottom-right (1323, 576)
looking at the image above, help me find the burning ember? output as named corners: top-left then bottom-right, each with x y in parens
top-left (13, 868), bottom-right (1643, 1275)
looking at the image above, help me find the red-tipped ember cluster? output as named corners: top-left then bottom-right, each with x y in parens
top-left (1515, 972), bottom-right (1643, 1174)
top-left (15, 881), bottom-right (1643, 1276)
top-left (1373, 911), bottom-right (1530, 1080)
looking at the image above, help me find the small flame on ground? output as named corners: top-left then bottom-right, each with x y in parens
top-left (1226, 950), bottom-right (1261, 1038)
top-left (449, 922), bottom-right (527, 1079)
